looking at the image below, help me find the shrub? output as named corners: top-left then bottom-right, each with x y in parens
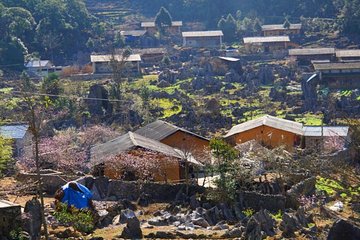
top-left (54, 203), bottom-right (94, 233)
top-left (242, 208), bottom-right (254, 217)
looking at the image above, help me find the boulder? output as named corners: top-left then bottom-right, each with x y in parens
top-left (280, 212), bottom-right (300, 238)
top-left (245, 210), bottom-right (276, 239)
top-left (327, 219), bottom-right (360, 240)
top-left (137, 193), bottom-right (152, 207)
top-left (22, 198), bottom-right (42, 240)
top-left (222, 227), bottom-right (244, 238)
top-left (119, 212), bottom-right (142, 239)
top-left (192, 218), bottom-right (210, 228)
top-left (157, 80), bottom-right (171, 88)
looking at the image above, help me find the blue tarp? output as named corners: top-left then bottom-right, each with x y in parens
top-left (61, 182), bottom-right (93, 209)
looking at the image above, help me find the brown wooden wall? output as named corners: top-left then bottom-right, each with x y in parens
top-left (160, 131), bottom-right (209, 160)
top-left (226, 125), bottom-right (301, 151)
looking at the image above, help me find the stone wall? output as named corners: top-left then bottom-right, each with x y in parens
top-left (237, 191), bottom-right (286, 212)
top-left (77, 176), bottom-right (206, 202)
top-left (17, 172), bottom-right (78, 194)
top-left (286, 177), bottom-right (316, 209)
top-left (0, 200), bottom-right (21, 237)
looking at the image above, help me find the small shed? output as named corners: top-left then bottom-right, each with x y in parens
top-left (303, 126), bottom-right (349, 152)
top-left (0, 124), bottom-right (32, 157)
top-left (90, 54), bottom-right (142, 74)
top-left (243, 36), bottom-right (294, 52)
top-left (120, 30), bottom-right (147, 45)
top-left (25, 60), bottom-right (62, 77)
top-left (261, 23), bottom-right (302, 36)
top-left (0, 200), bottom-right (21, 236)
top-left (182, 31), bottom-right (223, 48)
top-left (224, 115), bottom-right (303, 151)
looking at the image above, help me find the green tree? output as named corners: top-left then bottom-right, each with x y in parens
top-left (0, 136), bottom-right (13, 177)
top-left (283, 17), bottom-right (291, 29)
top-left (209, 138), bottom-right (239, 202)
top-left (217, 14), bottom-right (237, 42)
top-left (155, 7), bottom-right (172, 34)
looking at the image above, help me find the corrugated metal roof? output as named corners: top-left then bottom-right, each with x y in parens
top-left (182, 31), bottom-right (223, 37)
top-left (303, 126), bottom-right (349, 137)
top-left (0, 125), bottom-right (29, 139)
top-left (224, 115), bottom-right (303, 138)
top-left (289, 48), bottom-right (335, 56)
top-left (90, 54), bottom-right (141, 63)
top-left (218, 56), bottom-right (240, 62)
top-left (25, 60), bottom-right (52, 68)
top-left (0, 199), bottom-right (20, 209)
top-left (336, 49), bottom-right (360, 58)
top-left (261, 23), bottom-right (302, 31)
top-left (313, 62), bottom-right (360, 71)
top-left (141, 21), bottom-right (183, 27)
top-left (135, 120), bottom-right (209, 141)
top-left (90, 131), bottom-right (202, 166)
top-left (243, 36), bottom-right (290, 44)
top-left (120, 30), bottom-right (147, 37)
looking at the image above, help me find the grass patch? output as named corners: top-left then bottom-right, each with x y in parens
top-left (295, 113), bottom-right (323, 125)
top-left (150, 98), bottom-right (182, 118)
top-left (316, 177), bottom-right (344, 196)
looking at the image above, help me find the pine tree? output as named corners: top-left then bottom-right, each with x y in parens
top-left (155, 7), bottom-right (172, 34)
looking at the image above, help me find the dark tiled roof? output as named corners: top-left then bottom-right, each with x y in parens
top-left (135, 120), bottom-right (209, 141)
top-left (90, 131), bottom-right (183, 165)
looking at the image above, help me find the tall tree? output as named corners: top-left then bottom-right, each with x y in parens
top-left (155, 6), bottom-right (172, 34)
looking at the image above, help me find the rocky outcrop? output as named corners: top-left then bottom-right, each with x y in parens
top-left (327, 219), bottom-right (360, 240)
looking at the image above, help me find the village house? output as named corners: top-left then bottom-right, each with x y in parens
top-left (25, 59), bottom-right (62, 77)
top-left (134, 48), bottom-right (167, 66)
top-left (0, 124), bottom-right (32, 157)
top-left (90, 131), bottom-right (202, 182)
top-left (135, 120), bottom-right (209, 159)
top-left (243, 36), bottom-right (295, 52)
top-left (335, 49), bottom-right (360, 62)
top-left (182, 31), bottom-right (224, 48)
top-left (141, 21), bottom-right (183, 35)
top-left (289, 48), bottom-right (336, 64)
top-left (120, 30), bottom-right (147, 45)
top-left (313, 62), bottom-right (360, 88)
top-left (261, 23), bottom-right (302, 36)
top-left (217, 56), bottom-right (242, 74)
top-left (0, 200), bottom-right (21, 237)
top-left (224, 115), bottom-right (303, 151)
top-left (303, 126), bottom-right (349, 152)
top-left (90, 54), bottom-right (141, 74)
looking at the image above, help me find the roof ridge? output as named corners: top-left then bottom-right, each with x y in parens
top-left (128, 131), bottom-right (138, 146)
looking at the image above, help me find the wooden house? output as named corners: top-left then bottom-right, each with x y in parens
top-left (0, 124), bottom-right (32, 157)
top-left (135, 120), bottom-right (209, 159)
top-left (289, 48), bottom-right (336, 64)
top-left (182, 31), bottom-right (223, 48)
top-left (90, 131), bottom-right (202, 182)
top-left (313, 62), bottom-right (360, 88)
top-left (261, 24), bottom-right (302, 36)
top-left (303, 126), bottom-right (349, 153)
top-left (224, 115), bottom-right (303, 151)
top-left (90, 54), bottom-right (141, 74)
top-left (336, 49), bottom-right (360, 62)
top-left (243, 36), bottom-right (295, 52)
top-left (135, 48), bottom-right (167, 65)
top-left (141, 21), bottom-right (182, 35)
